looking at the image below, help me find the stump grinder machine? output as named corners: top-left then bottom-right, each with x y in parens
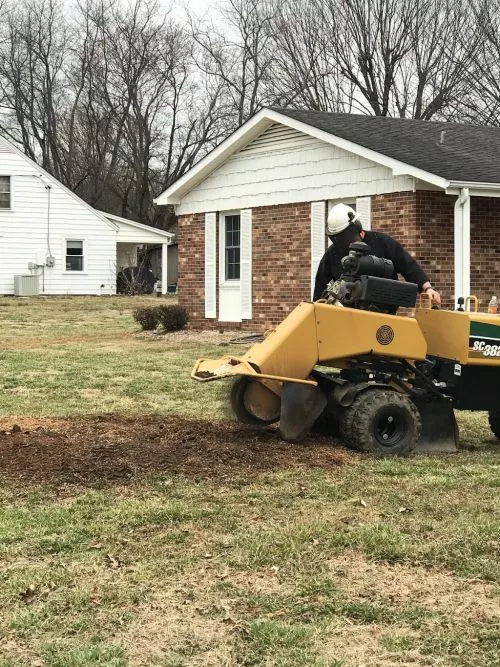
top-left (191, 242), bottom-right (500, 455)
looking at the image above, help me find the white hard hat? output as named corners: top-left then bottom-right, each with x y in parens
top-left (327, 203), bottom-right (361, 235)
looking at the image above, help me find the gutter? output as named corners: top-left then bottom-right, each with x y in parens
top-left (454, 187), bottom-right (470, 304)
top-left (449, 180), bottom-right (500, 190)
top-left (457, 187), bottom-right (470, 206)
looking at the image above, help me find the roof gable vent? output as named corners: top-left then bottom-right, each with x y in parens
top-left (239, 122), bottom-right (315, 155)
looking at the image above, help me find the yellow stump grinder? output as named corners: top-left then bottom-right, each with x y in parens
top-left (192, 242), bottom-right (500, 456)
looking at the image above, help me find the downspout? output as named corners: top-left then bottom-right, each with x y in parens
top-left (454, 188), bottom-right (470, 306)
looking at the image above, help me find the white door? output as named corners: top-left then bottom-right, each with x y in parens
top-left (219, 211), bottom-right (242, 322)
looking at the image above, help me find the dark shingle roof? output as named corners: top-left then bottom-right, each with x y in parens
top-left (271, 108), bottom-right (500, 184)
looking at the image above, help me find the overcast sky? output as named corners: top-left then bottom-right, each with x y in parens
top-left (171, 0), bottom-right (219, 19)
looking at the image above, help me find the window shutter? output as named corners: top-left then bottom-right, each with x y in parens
top-left (205, 212), bottom-right (217, 318)
top-left (356, 197), bottom-right (371, 231)
top-left (240, 209), bottom-right (252, 319)
top-left (311, 201), bottom-right (326, 298)
top-left (219, 215), bottom-right (225, 285)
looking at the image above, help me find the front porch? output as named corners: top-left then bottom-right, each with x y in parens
top-left (101, 212), bottom-right (174, 294)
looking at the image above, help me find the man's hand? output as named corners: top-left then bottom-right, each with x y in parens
top-left (426, 288), bottom-right (441, 306)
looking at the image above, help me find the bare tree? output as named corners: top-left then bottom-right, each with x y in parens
top-left (318, 0), bottom-right (417, 116)
top-left (0, 0), bottom-right (229, 228)
top-left (393, 0), bottom-right (480, 120)
top-left (460, 0), bottom-right (500, 126)
top-left (0, 0), bottom-right (69, 177)
top-left (267, 0), bottom-right (479, 120)
top-left (190, 0), bottom-right (278, 126)
top-left (0, 0), bottom-right (486, 237)
top-left (267, 0), bottom-right (356, 111)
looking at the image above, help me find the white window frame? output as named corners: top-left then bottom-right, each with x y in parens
top-left (64, 238), bottom-right (86, 273)
top-left (219, 210), bottom-right (241, 285)
top-left (0, 175), bottom-right (13, 211)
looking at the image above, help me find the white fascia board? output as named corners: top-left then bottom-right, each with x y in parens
top-left (100, 211), bottom-right (173, 239)
top-left (154, 111), bottom-right (275, 205)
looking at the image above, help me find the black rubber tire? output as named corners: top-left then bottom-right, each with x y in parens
top-left (230, 377), bottom-right (280, 425)
top-left (488, 411), bottom-right (500, 441)
top-left (340, 388), bottom-right (421, 457)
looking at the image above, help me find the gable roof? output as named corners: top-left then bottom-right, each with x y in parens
top-left (155, 107), bottom-right (500, 207)
top-left (101, 211), bottom-right (173, 240)
top-left (0, 136), bottom-right (118, 230)
top-left (272, 108), bottom-right (500, 184)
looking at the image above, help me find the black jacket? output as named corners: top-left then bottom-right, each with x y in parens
top-left (313, 231), bottom-right (430, 301)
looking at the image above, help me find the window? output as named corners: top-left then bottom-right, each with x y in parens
top-left (66, 240), bottom-right (84, 271)
top-left (0, 176), bottom-right (11, 209)
top-left (225, 214), bottom-right (240, 280)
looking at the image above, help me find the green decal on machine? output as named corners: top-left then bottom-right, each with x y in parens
top-left (470, 321), bottom-right (500, 339)
top-left (469, 321), bottom-right (500, 357)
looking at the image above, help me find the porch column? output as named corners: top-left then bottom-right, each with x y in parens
top-left (161, 242), bottom-right (169, 294)
top-left (454, 188), bottom-right (470, 304)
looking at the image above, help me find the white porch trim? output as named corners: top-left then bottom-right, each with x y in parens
top-left (161, 243), bottom-right (169, 295)
top-left (99, 211), bottom-right (174, 242)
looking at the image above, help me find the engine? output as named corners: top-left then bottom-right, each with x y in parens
top-left (325, 242), bottom-right (418, 313)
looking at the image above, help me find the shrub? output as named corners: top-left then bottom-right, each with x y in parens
top-left (133, 307), bottom-right (160, 331)
top-left (157, 304), bottom-right (189, 332)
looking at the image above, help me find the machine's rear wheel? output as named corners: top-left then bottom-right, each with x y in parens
top-left (488, 411), bottom-right (500, 441)
top-left (230, 377), bottom-right (280, 425)
top-left (340, 388), bottom-right (421, 456)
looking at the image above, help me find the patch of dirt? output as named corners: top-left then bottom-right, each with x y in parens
top-left (0, 415), bottom-right (351, 485)
top-left (327, 551), bottom-right (500, 622)
top-left (317, 623), bottom-right (426, 667)
top-left (116, 596), bottom-right (235, 667)
top-left (317, 551), bottom-right (500, 666)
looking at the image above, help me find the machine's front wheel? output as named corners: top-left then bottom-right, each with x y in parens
top-left (230, 377), bottom-right (280, 425)
top-left (488, 411), bottom-right (500, 441)
top-left (340, 389), bottom-right (421, 456)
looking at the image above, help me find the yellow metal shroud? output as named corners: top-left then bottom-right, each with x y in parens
top-left (415, 307), bottom-right (500, 366)
top-left (192, 300), bottom-right (500, 389)
top-left (192, 301), bottom-right (428, 387)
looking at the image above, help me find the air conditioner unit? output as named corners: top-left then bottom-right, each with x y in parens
top-left (14, 274), bottom-right (40, 297)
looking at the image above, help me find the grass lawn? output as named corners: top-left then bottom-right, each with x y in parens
top-left (0, 295), bottom-right (499, 667)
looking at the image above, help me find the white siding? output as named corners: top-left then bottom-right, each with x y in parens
top-left (177, 123), bottom-right (415, 215)
top-left (0, 142), bottom-right (116, 295)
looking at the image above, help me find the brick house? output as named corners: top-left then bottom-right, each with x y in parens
top-left (155, 108), bottom-right (500, 330)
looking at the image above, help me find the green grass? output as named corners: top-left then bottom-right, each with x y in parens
top-left (0, 296), bottom-right (499, 666)
top-left (0, 295), bottom-right (236, 418)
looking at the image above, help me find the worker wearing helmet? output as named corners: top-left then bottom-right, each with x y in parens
top-left (313, 203), bottom-right (441, 305)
